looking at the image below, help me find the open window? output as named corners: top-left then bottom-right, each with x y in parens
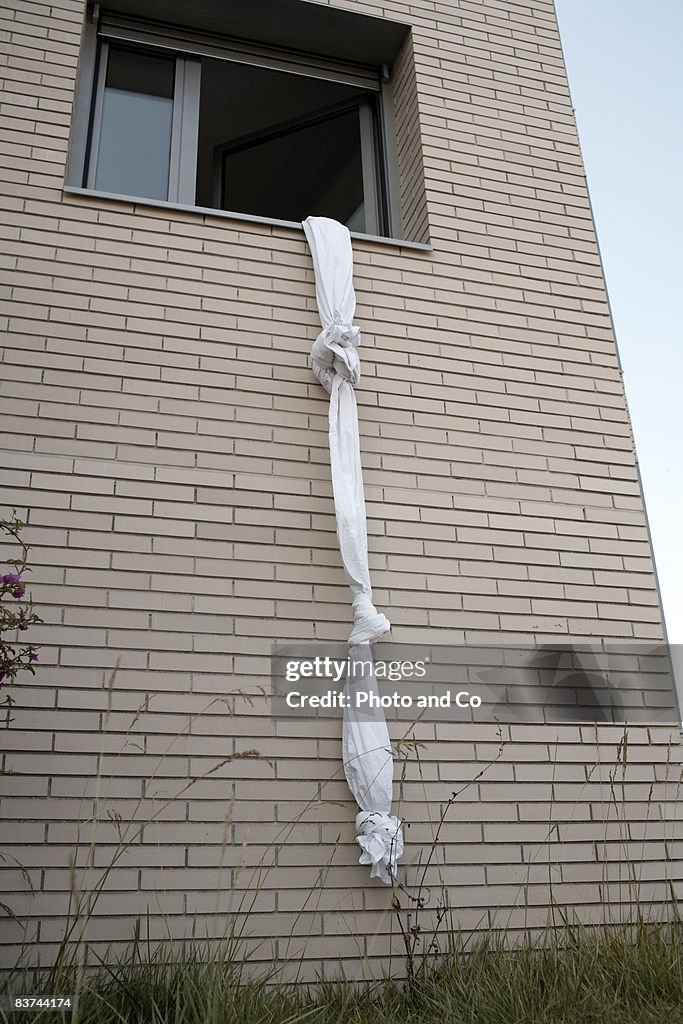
top-left (202, 64), bottom-right (384, 234)
top-left (71, 9), bottom-right (402, 237)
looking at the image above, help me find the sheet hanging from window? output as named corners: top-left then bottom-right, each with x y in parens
top-left (303, 215), bottom-right (403, 884)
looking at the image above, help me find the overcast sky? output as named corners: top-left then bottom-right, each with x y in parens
top-left (554, 0), bottom-right (682, 645)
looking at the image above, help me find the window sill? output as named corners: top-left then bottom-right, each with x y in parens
top-left (62, 186), bottom-right (433, 252)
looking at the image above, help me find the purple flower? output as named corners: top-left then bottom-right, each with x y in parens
top-left (29, 652), bottom-right (38, 662)
top-left (2, 573), bottom-right (20, 586)
top-left (12, 585), bottom-right (25, 599)
top-left (18, 622), bottom-right (28, 631)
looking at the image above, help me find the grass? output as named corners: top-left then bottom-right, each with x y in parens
top-left (3, 920), bottom-right (683, 1024)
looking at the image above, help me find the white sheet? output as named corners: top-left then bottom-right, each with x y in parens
top-left (303, 216), bottom-right (403, 884)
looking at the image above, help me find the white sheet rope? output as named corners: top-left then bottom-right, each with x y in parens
top-left (303, 216), bottom-right (403, 884)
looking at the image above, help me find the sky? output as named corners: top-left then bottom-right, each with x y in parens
top-left (553, 0), bottom-right (683, 646)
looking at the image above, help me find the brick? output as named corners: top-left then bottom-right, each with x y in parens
top-left (0, 0), bottom-right (676, 977)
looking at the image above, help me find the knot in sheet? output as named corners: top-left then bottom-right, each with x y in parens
top-left (303, 216), bottom-right (390, 648)
top-left (310, 316), bottom-right (361, 393)
top-left (303, 216), bottom-right (403, 884)
top-left (356, 812), bottom-right (404, 885)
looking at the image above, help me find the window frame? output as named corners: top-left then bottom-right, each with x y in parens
top-left (85, 40), bottom-right (201, 204)
top-left (68, 10), bottom-right (401, 238)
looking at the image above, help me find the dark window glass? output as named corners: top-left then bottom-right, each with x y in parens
top-left (195, 59), bottom-right (378, 231)
top-left (220, 106), bottom-right (366, 229)
top-left (94, 48), bottom-right (175, 200)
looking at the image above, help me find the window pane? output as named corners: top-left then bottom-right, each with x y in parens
top-left (94, 48), bottom-right (174, 201)
top-left (221, 106), bottom-right (366, 229)
top-left (196, 58), bottom-right (378, 230)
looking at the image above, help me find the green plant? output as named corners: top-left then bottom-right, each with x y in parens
top-left (3, 920), bottom-right (683, 1023)
top-left (390, 724), bottom-right (506, 995)
top-left (0, 511), bottom-right (41, 727)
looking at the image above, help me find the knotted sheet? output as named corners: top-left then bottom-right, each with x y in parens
top-left (303, 216), bottom-right (403, 884)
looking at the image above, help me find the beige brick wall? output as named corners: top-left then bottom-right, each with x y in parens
top-left (1, 0), bottom-right (681, 977)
